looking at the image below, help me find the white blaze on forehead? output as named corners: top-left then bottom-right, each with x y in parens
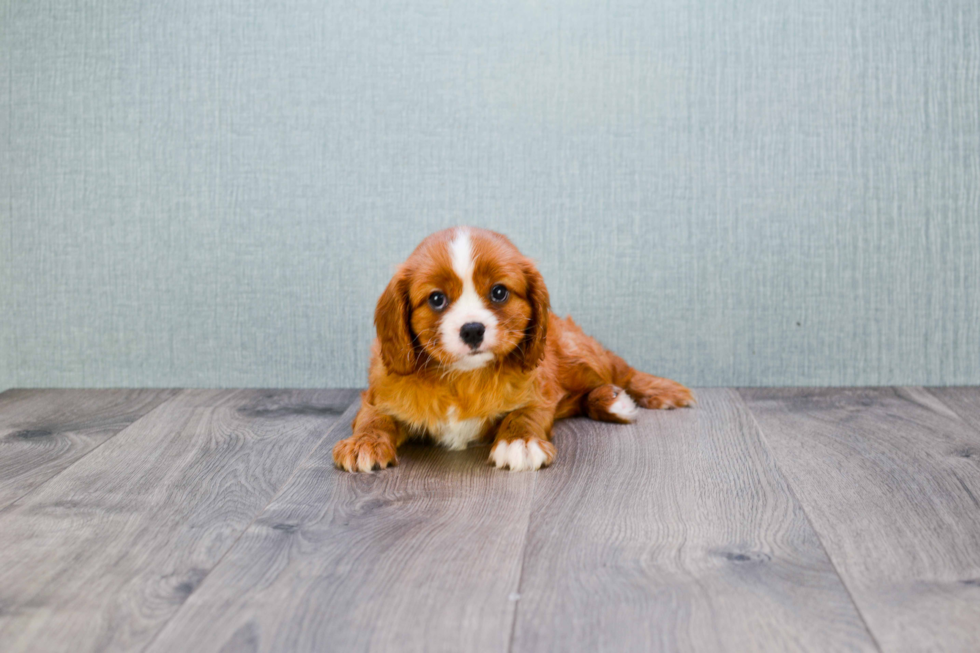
top-left (450, 228), bottom-right (476, 292)
top-left (440, 228), bottom-right (498, 369)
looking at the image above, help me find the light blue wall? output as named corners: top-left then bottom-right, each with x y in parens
top-left (2, 0), bottom-right (978, 389)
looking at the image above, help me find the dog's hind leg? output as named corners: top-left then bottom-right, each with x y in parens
top-left (554, 315), bottom-right (695, 413)
top-left (623, 370), bottom-right (695, 410)
top-left (594, 348), bottom-right (695, 411)
top-left (582, 384), bottom-right (639, 423)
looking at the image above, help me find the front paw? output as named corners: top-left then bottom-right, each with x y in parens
top-left (489, 437), bottom-right (556, 472)
top-left (333, 434), bottom-right (398, 472)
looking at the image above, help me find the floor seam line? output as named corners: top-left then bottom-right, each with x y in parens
top-left (736, 388), bottom-right (885, 653)
top-left (505, 466), bottom-right (539, 653)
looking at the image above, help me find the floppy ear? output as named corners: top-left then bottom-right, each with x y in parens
top-left (520, 260), bottom-right (550, 371)
top-left (374, 268), bottom-right (417, 375)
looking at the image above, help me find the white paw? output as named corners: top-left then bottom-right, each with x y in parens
top-left (608, 391), bottom-right (639, 421)
top-left (490, 438), bottom-right (553, 471)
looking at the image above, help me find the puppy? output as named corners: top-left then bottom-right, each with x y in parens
top-left (333, 227), bottom-right (693, 472)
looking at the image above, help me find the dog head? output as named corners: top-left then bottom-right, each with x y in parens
top-left (375, 227), bottom-right (550, 375)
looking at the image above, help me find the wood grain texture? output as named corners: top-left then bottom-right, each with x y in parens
top-left (146, 400), bottom-right (537, 653)
top-left (740, 387), bottom-right (980, 653)
top-left (928, 387), bottom-right (980, 432)
top-left (0, 388), bottom-right (357, 653)
top-left (0, 388), bottom-right (178, 509)
top-left (510, 388), bottom-right (876, 653)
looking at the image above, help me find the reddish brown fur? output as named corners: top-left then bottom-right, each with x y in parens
top-left (334, 227), bottom-right (694, 472)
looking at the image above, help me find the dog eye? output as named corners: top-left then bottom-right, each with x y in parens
top-left (428, 291), bottom-right (448, 311)
top-left (490, 284), bottom-right (509, 303)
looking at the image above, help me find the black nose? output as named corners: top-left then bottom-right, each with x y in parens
top-left (459, 322), bottom-right (485, 349)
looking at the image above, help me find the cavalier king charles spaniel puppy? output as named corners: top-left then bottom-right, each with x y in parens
top-left (333, 227), bottom-right (694, 473)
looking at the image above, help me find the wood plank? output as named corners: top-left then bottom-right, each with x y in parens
top-left (927, 387), bottom-right (980, 433)
top-left (145, 400), bottom-right (538, 653)
top-left (510, 388), bottom-right (876, 653)
top-left (0, 388), bottom-right (358, 653)
top-left (0, 389), bottom-right (178, 509)
top-left (740, 387), bottom-right (980, 653)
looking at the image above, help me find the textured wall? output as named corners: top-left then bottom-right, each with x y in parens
top-left (2, 0), bottom-right (979, 389)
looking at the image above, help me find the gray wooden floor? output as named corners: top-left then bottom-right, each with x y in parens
top-left (0, 388), bottom-right (978, 652)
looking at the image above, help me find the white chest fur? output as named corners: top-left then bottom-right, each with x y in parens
top-left (430, 406), bottom-right (485, 450)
